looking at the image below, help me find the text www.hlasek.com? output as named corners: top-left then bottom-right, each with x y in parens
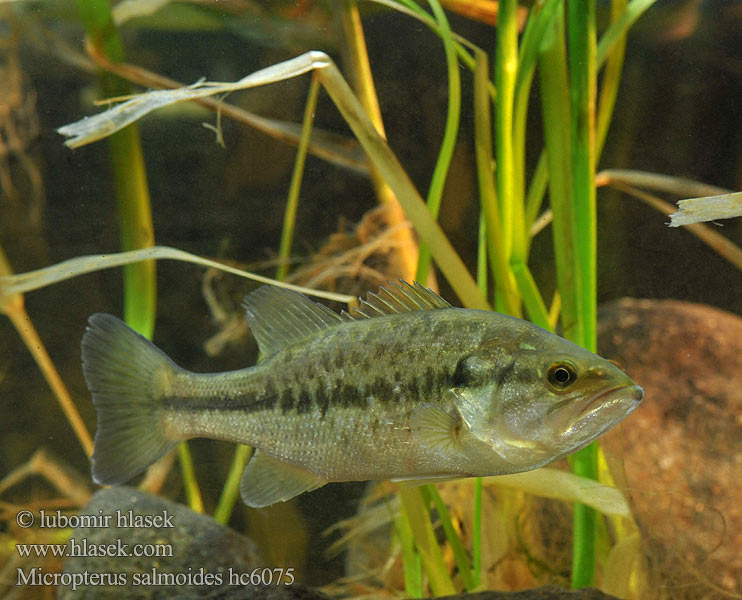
top-left (16, 538), bottom-right (172, 559)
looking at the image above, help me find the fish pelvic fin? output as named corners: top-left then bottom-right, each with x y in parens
top-left (240, 451), bottom-right (326, 508)
top-left (81, 313), bottom-right (180, 486)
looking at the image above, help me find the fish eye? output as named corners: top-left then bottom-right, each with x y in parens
top-left (547, 362), bottom-right (577, 390)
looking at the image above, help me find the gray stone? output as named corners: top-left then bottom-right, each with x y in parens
top-left (58, 486), bottom-right (320, 599)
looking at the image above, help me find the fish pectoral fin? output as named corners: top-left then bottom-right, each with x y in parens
top-left (240, 451), bottom-right (327, 508)
top-left (410, 404), bottom-right (466, 452)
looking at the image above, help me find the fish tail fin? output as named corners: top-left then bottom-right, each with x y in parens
top-left (82, 313), bottom-right (180, 485)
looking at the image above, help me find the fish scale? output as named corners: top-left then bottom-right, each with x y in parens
top-left (81, 281), bottom-right (642, 507)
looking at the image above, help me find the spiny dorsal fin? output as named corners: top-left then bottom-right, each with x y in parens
top-left (344, 280), bottom-right (451, 320)
top-left (242, 286), bottom-right (342, 357)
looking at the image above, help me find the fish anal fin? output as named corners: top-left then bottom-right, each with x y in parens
top-left (242, 286), bottom-right (342, 357)
top-left (410, 404), bottom-right (466, 452)
top-left (240, 451), bottom-right (327, 508)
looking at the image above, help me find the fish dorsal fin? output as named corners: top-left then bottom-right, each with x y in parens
top-left (242, 286), bottom-right (342, 357)
top-left (344, 280), bottom-right (452, 320)
top-left (240, 451), bottom-right (327, 508)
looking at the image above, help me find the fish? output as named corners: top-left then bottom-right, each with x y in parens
top-left (81, 281), bottom-right (643, 508)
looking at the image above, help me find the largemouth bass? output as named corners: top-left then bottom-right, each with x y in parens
top-left (81, 281), bottom-right (642, 507)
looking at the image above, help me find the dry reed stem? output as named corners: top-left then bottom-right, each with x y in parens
top-left (0, 248), bottom-right (93, 458)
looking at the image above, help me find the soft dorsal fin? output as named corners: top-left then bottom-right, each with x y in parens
top-left (242, 286), bottom-right (342, 357)
top-left (344, 280), bottom-right (451, 320)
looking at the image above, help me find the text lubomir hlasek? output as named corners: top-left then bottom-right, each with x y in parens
top-left (37, 509), bottom-right (174, 529)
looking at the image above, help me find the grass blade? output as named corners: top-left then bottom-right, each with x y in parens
top-left (74, 0), bottom-right (206, 509)
top-left (177, 443), bottom-right (204, 513)
top-left (567, 0), bottom-right (599, 587)
top-left (494, 0), bottom-right (521, 263)
top-left (316, 56), bottom-right (488, 309)
top-left (398, 486), bottom-right (456, 596)
top-left (538, 7), bottom-right (580, 341)
top-left (396, 507), bottom-right (424, 597)
top-left (472, 477), bottom-right (483, 586)
top-left (213, 445), bottom-right (253, 525)
top-left (596, 0), bottom-right (628, 161)
top-left (277, 74), bottom-right (320, 281)
top-left (416, 0), bottom-right (462, 284)
top-left (568, 0), bottom-right (597, 352)
top-left (596, 0), bottom-right (658, 66)
top-left (75, 0), bottom-right (157, 340)
top-left (473, 50), bottom-right (519, 314)
top-left (1, 246), bottom-right (94, 458)
top-left (339, 0), bottom-right (419, 280)
top-left (424, 486), bottom-right (476, 591)
top-left (513, 0), bottom-right (562, 244)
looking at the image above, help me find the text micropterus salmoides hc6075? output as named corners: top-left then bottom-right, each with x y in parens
top-left (81, 281), bottom-right (642, 507)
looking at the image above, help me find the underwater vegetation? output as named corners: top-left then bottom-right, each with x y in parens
top-left (1, 0), bottom-right (742, 598)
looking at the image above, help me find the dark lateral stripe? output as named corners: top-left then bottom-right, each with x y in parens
top-left (163, 394), bottom-right (276, 413)
top-left (171, 365), bottom-right (456, 417)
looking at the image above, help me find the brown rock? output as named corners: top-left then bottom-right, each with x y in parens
top-left (599, 299), bottom-right (742, 595)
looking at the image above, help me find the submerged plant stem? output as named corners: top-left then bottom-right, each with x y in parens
top-left (75, 0), bottom-right (157, 340)
top-left (415, 0), bottom-right (461, 285)
top-left (6, 309), bottom-right (94, 457)
top-left (473, 51), bottom-right (519, 314)
top-left (277, 74), bottom-right (320, 282)
top-left (214, 445), bottom-right (253, 525)
top-left (340, 0), bottom-right (419, 281)
top-left (473, 477), bottom-right (483, 586)
top-left (177, 444), bottom-right (204, 514)
top-left (494, 0), bottom-right (521, 266)
top-left (596, 0), bottom-right (628, 161)
top-left (424, 486), bottom-right (475, 591)
top-left (0, 246), bottom-right (354, 303)
top-left (398, 486), bottom-right (455, 596)
top-left (567, 0), bottom-right (599, 587)
top-left (1, 246), bottom-right (93, 458)
top-left (538, 9), bottom-right (578, 338)
top-left (396, 505), bottom-right (423, 597)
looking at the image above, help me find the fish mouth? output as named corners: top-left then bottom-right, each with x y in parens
top-left (581, 383), bottom-right (643, 419)
top-left (566, 383), bottom-right (643, 438)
